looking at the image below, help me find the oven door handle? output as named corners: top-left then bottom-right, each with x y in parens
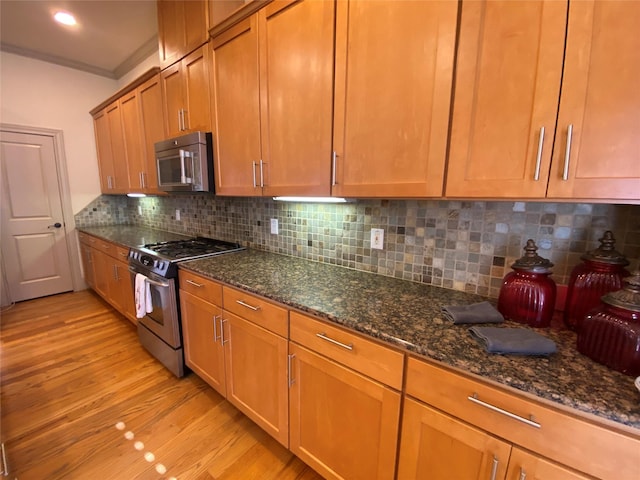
top-left (128, 267), bottom-right (171, 288)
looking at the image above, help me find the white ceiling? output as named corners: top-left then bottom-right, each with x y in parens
top-left (0, 0), bottom-right (159, 79)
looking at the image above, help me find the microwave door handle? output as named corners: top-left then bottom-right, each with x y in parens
top-left (179, 150), bottom-right (187, 184)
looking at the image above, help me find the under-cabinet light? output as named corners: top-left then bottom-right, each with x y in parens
top-left (127, 193), bottom-right (147, 198)
top-left (272, 197), bottom-right (352, 203)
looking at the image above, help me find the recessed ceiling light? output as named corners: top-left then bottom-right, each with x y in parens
top-left (54, 11), bottom-right (77, 26)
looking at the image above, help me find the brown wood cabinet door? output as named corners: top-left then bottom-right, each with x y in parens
top-left (547, 1), bottom-right (640, 201)
top-left (211, 17), bottom-right (262, 196)
top-left (398, 397), bottom-right (512, 480)
top-left (182, 44), bottom-right (212, 134)
top-left (223, 311), bottom-right (289, 447)
top-left (157, 0), bottom-right (185, 68)
top-left (161, 62), bottom-right (185, 138)
top-left (114, 258), bottom-right (135, 324)
top-left (79, 243), bottom-right (95, 288)
top-left (137, 74), bottom-right (165, 193)
top-left (105, 102), bottom-right (129, 192)
top-left (332, 0), bottom-right (458, 198)
top-left (259, 0), bottom-right (334, 197)
top-left (92, 249), bottom-right (110, 300)
top-left (183, 0), bottom-right (209, 56)
top-left (120, 90), bottom-right (145, 192)
top-left (180, 291), bottom-right (226, 396)
top-left (93, 109), bottom-right (116, 192)
top-left (289, 342), bottom-right (401, 480)
top-left (506, 448), bottom-right (591, 480)
top-left (445, 0), bottom-right (567, 198)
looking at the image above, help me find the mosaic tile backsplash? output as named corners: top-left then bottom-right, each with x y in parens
top-left (75, 195), bottom-right (640, 298)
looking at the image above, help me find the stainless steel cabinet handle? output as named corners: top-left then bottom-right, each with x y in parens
top-left (316, 332), bottom-right (353, 351)
top-left (182, 108), bottom-right (189, 131)
top-left (468, 393), bottom-right (541, 428)
top-left (107, 175), bottom-right (113, 189)
top-left (489, 456), bottom-right (499, 480)
top-left (221, 318), bottom-right (229, 344)
top-left (288, 353), bottom-right (296, 387)
top-left (1, 441), bottom-right (8, 476)
top-left (519, 469), bottom-right (527, 480)
top-left (119, 251), bottom-right (127, 257)
top-left (113, 264), bottom-right (118, 280)
top-left (213, 314), bottom-right (221, 343)
top-left (332, 151), bottom-right (337, 186)
top-left (534, 126), bottom-right (545, 181)
top-left (259, 159), bottom-right (264, 187)
top-left (186, 279), bottom-right (204, 287)
top-left (562, 124), bottom-right (573, 181)
top-left (252, 161), bottom-right (257, 188)
top-left (236, 299), bottom-right (260, 311)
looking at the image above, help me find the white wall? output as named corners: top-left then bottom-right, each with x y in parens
top-left (0, 52), bottom-right (118, 213)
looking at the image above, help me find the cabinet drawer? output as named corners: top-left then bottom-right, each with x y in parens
top-left (223, 286), bottom-right (288, 337)
top-left (406, 357), bottom-right (640, 480)
top-left (290, 311), bottom-right (404, 390)
top-left (113, 245), bottom-right (129, 261)
top-left (78, 232), bottom-right (98, 246)
top-left (179, 270), bottom-right (223, 306)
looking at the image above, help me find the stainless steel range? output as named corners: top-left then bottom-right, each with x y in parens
top-left (128, 237), bottom-right (244, 377)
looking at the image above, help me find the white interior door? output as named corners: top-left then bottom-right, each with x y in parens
top-left (0, 131), bottom-right (74, 302)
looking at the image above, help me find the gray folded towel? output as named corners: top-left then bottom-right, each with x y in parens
top-left (469, 326), bottom-right (557, 356)
top-left (442, 301), bottom-right (504, 324)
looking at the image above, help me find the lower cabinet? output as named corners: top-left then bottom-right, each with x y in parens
top-left (288, 311), bottom-right (403, 480)
top-left (398, 397), bottom-right (511, 479)
top-left (177, 268), bottom-right (639, 480)
top-left (402, 356), bottom-right (639, 480)
top-left (179, 272), bottom-right (289, 447)
top-left (179, 290), bottom-right (226, 395)
top-left (78, 233), bottom-right (136, 324)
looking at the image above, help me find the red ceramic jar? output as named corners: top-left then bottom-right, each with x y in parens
top-left (497, 239), bottom-right (557, 328)
top-left (564, 231), bottom-right (630, 332)
top-left (577, 271), bottom-right (640, 376)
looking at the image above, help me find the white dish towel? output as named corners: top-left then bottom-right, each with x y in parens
top-left (134, 273), bottom-right (153, 318)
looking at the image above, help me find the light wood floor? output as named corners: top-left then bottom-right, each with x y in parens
top-left (0, 290), bottom-right (324, 480)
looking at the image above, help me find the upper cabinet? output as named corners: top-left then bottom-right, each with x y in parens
top-left (211, 0), bottom-right (334, 197)
top-left (137, 74), bottom-right (166, 192)
top-left (91, 69), bottom-right (165, 195)
top-left (331, 0), bottom-right (459, 198)
top-left (161, 43), bottom-right (212, 138)
top-left (546, 0), bottom-right (640, 199)
top-left (157, 0), bottom-right (209, 69)
top-left (93, 102), bottom-right (129, 194)
top-left (446, 0), bottom-right (640, 201)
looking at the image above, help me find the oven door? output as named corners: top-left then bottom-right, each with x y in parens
top-left (128, 266), bottom-right (181, 349)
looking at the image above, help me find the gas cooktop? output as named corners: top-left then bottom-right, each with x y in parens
top-left (128, 237), bottom-right (244, 278)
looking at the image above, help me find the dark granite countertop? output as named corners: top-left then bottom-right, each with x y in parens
top-left (78, 225), bottom-right (192, 249)
top-left (77, 226), bottom-right (640, 433)
top-left (180, 249), bottom-right (640, 433)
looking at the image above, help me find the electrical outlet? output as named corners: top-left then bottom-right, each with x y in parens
top-left (270, 218), bottom-right (279, 234)
top-left (371, 228), bottom-right (384, 250)
top-left (175, 209), bottom-right (181, 221)
top-left (138, 205), bottom-right (142, 215)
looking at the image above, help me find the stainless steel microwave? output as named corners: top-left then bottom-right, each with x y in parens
top-left (155, 131), bottom-right (214, 192)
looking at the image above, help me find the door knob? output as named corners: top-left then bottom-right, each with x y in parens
top-left (48, 222), bottom-right (62, 229)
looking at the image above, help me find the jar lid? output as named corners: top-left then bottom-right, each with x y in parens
top-left (511, 239), bottom-right (554, 273)
top-left (602, 271), bottom-right (640, 313)
top-left (581, 231), bottom-right (629, 266)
